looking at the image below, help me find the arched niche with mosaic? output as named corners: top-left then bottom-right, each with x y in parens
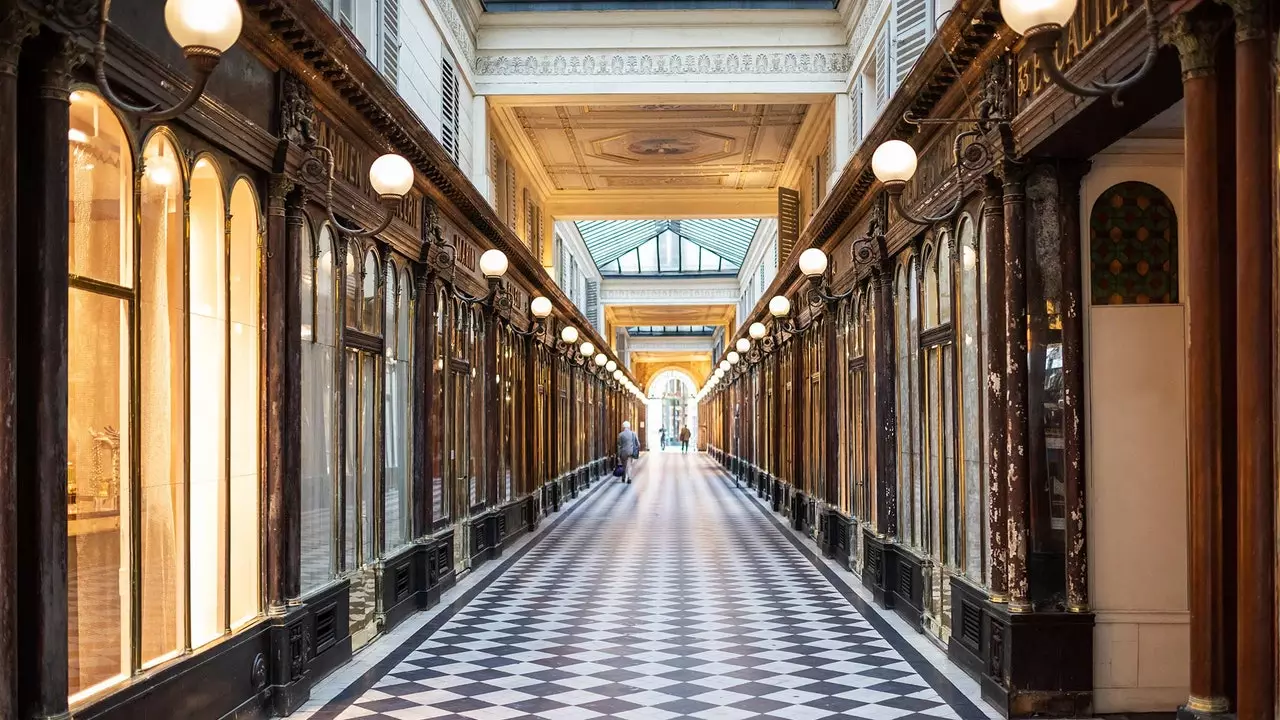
top-left (1089, 181), bottom-right (1179, 305)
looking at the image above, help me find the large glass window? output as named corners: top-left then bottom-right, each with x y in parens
top-left (66, 94), bottom-right (262, 704)
top-left (957, 216), bottom-right (986, 584)
top-left (384, 265), bottom-right (412, 551)
top-left (301, 226), bottom-right (338, 593)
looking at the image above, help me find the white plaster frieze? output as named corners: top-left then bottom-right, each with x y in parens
top-left (475, 51), bottom-right (853, 78)
top-left (428, 0), bottom-right (477, 69)
top-left (601, 287), bottom-right (740, 302)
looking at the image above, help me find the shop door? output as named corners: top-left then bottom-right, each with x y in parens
top-left (345, 347), bottom-right (381, 650)
top-left (451, 364), bottom-right (472, 574)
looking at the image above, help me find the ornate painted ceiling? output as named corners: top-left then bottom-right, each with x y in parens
top-left (511, 102), bottom-right (810, 192)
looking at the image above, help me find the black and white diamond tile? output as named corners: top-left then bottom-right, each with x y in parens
top-left (314, 454), bottom-right (990, 720)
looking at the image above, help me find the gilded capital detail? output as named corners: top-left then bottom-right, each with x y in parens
top-left (1218, 0), bottom-right (1268, 42)
top-left (1165, 12), bottom-right (1227, 80)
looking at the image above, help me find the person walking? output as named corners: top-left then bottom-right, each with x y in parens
top-left (679, 425), bottom-right (691, 453)
top-left (659, 427), bottom-right (667, 450)
top-left (617, 421), bottom-right (640, 484)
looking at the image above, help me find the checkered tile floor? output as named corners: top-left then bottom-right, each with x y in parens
top-left (313, 453), bottom-right (989, 720)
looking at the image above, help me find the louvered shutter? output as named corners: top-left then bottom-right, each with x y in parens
top-left (875, 31), bottom-right (890, 108)
top-left (585, 280), bottom-right (600, 332)
top-left (777, 187), bottom-right (800, 267)
top-left (506, 169), bottom-right (517, 231)
top-left (850, 78), bottom-right (863, 149)
top-left (892, 0), bottom-right (930, 89)
top-left (441, 58), bottom-right (460, 163)
top-left (380, 0), bottom-right (399, 83)
top-left (534, 205), bottom-right (544, 264)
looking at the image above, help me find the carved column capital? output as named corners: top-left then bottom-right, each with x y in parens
top-left (1165, 11), bottom-right (1229, 80)
top-left (37, 34), bottom-right (84, 101)
top-left (0, 7), bottom-right (39, 77)
top-left (1218, 0), bottom-right (1268, 42)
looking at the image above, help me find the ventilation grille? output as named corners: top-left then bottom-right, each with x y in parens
top-left (441, 57), bottom-right (461, 163)
top-left (897, 561), bottom-right (913, 598)
top-left (314, 606), bottom-right (337, 652)
top-left (435, 544), bottom-right (451, 578)
top-left (496, 513), bottom-right (508, 542)
top-left (960, 600), bottom-right (982, 648)
top-left (394, 565), bottom-right (410, 602)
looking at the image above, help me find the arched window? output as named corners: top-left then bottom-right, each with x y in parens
top-left (956, 216), bottom-right (985, 584)
top-left (384, 264), bottom-right (412, 551)
top-left (1090, 181), bottom-right (1179, 304)
top-left (301, 225), bottom-right (338, 593)
top-left (228, 179), bottom-right (261, 629)
top-left (67, 89), bottom-right (133, 700)
top-left (894, 263), bottom-right (914, 547)
top-left (66, 93), bottom-right (264, 703)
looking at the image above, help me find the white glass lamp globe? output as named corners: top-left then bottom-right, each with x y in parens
top-left (769, 295), bottom-right (791, 318)
top-left (736, 337), bottom-right (751, 353)
top-left (165, 0), bottom-right (243, 53)
top-left (715, 368), bottom-right (725, 379)
top-left (1002, 0), bottom-right (1077, 34)
top-left (749, 322), bottom-right (767, 339)
top-left (798, 248), bottom-right (829, 277)
top-left (368, 153), bottom-right (415, 198)
top-left (606, 360), bottom-right (617, 372)
top-left (727, 351), bottom-right (740, 365)
top-left (580, 341), bottom-right (595, 357)
top-left (613, 369), bottom-right (623, 380)
top-left (871, 140), bottom-right (919, 185)
top-left (594, 353), bottom-right (608, 367)
top-left (719, 360), bottom-right (730, 371)
top-left (560, 325), bottom-right (579, 344)
top-left (479, 249), bottom-right (509, 278)
top-left (530, 296), bottom-right (553, 318)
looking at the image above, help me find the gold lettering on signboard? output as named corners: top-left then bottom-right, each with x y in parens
top-left (1016, 0), bottom-right (1134, 101)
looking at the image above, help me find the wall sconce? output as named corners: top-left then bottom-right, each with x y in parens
top-left (606, 360), bottom-right (618, 373)
top-left (507, 294), bottom-right (553, 339)
top-left (303, 150), bottom-right (415, 238)
top-left (798, 247), bottom-right (854, 304)
top-left (767, 293), bottom-right (815, 335)
top-left (1005, 0), bottom-right (1158, 106)
top-left (95, 0), bottom-right (243, 120)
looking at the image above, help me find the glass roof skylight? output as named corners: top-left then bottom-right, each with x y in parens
top-left (483, 0), bottom-right (835, 12)
top-left (627, 325), bottom-right (716, 336)
top-left (577, 219), bottom-right (758, 276)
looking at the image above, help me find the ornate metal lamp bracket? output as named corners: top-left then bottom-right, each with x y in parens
top-left (1020, 0), bottom-right (1160, 107)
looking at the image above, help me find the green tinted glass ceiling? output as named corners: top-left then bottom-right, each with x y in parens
top-left (577, 219), bottom-right (759, 276)
top-left (484, 0), bottom-right (835, 11)
top-left (627, 325), bottom-right (716, 336)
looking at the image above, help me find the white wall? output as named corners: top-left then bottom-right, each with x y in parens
top-left (398, 0), bottom-right (480, 182)
top-left (1083, 136), bottom-right (1189, 714)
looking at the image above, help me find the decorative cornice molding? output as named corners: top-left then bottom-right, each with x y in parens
top-left (428, 0), bottom-right (476, 70)
top-left (475, 50), bottom-right (852, 78)
top-left (600, 287), bottom-right (740, 302)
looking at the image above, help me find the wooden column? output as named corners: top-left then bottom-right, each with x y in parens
top-left (1229, 0), bottom-right (1274, 715)
top-left (1002, 166), bottom-right (1031, 612)
top-left (873, 271), bottom-right (897, 538)
top-left (15, 32), bottom-right (75, 719)
top-left (981, 174), bottom-right (1008, 601)
top-left (1058, 163), bottom-right (1090, 613)
top-left (0, 12), bottom-right (34, 718)
top-left (413, 272), bottom-right (434, 534)
top-left (1170, 11), bottom-right (1231, 717)
top-left (264, 178), bottom-right (298, 610)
